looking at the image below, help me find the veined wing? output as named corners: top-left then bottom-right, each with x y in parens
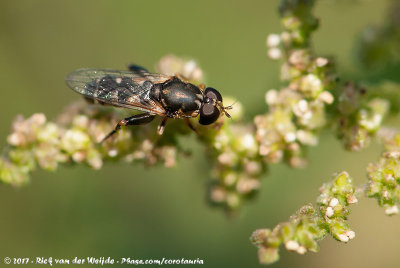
top-left (65, 69), bottom-right (171, 115)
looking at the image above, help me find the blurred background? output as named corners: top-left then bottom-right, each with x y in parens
top-left (0, 0), bottom-right (399, 267)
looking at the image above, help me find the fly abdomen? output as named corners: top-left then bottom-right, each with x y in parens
top-left (83, 75), bottom-right (155, 105)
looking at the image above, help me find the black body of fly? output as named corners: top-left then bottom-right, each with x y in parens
top-left (65, 64), bottom-right (231, 142)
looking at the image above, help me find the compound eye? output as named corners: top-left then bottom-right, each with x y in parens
top-left (204, 87), bottom-right (223, 102)
top-left (199, 103), bottom-right (220, 125)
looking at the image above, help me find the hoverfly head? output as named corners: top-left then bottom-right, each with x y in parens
top-left (199, 87), bottom-right (231, 125)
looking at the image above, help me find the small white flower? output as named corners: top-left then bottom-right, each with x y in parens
top-left (266, 34), bottom-right (281, 47)
top-left (384, 173), bottom-right (395, 183)
top-left (31, 113), bottom-right (46, 125)
top-left (326, 206), bottom-right (334, 218)
top-left (210, 187), bottom-right (226, 203)
top-left (296, 130), bottom-right (318, 146)
top-left (359, 110), bottom-right (382, 131)
top-left (224, 172), bottom-right (237, 186)
top-left (385, 205), bottom-right (399, 216)
top-left (303, 74), bottom-right (322, 93)
top-left (183, 60), bottom-right (196, 74)
top-left (320, 197), bottom-right (329, 205)
top-left (280, 31), bottom-right (291, 43)
top-left (285, 240), bottom-right (299, 251)
top-left (345, 230), bottom-right (356, 240)
top-left (226, 193), bottom-right (240, 208)
top-left (302, 111), bottom-right (313, 121)
top-left (337, 234), bottom-right (349, 242)
top-left (213, 132), bottom-right (230, 150)
top-left (265, 90), bottom-right (278, 105)
top-left (318, 91), bottom-right (334, 104)
top-left (296, 246), bottom-right (307, 255)
top-left (347, 195), bottom-right (358, 204)
top-left (386, 151), bottom-right (400, 158)
top-left (284, 132), bottom-right (296, 143)
top-left (244, 161), bottom-right (262, 175)
top-left (218, 151), bottom-right (236, 166)
top-left (182, 60), bottom-right (203, 81)
top-left (259, 145), bottom-right (271, 156)
top-left (142, 139), bottom-right (153, 151)
top-left (329, 198), bottom-right (339, 207)
top-left (382, 190), bottom-right (390, 200)
top-left (297, 100), bottom-right (309, 113)
top-left (88, 156), bottom-right (102, 170)
top-left (61, 129), bottom-right (90, 152)
top-left (315, 57), bottom-right (329, 67)
top-left (268, 48), bottom-right (282, 60)
top-left (108, 149), bottom-right (118, 157)
top-left (72, 151), bottom-right (85, 163)
top-left (7, 133), bottom-right (25, 146)
top-left (236, 178), bottom-right (260, 194)
top-left (73, 115), bottom-right (89, 129)
top-left (37, 123), bottom-right (59, 142)
top-left (241, 133), bottom-right (256, 151)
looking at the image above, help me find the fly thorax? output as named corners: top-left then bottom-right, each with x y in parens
top-left (160, 80), bottom-right (203, 114)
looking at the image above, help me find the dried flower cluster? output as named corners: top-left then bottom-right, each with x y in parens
top-left (251, 204), bottom-right (324, 264)
top-left (0, 104), bottom-right (186, 186)
top-left (317, 171), bottom-right (357, 242)
top-left (198, 111), bottom-right (266, 211)
top-left (250, 171), bottom-right (356, 265)
top-left (257, 0), bottom-right (336, 167)
top-left (367, 132), bottom-right (400, 215)
top-left (197, 0), bottom-right (340, 210)
top-left (336, 82), bottom-right (389, 151)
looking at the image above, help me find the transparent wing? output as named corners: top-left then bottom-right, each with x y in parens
top-left (65, 69), bottom-right (171, 115)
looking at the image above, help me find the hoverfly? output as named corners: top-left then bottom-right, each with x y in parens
top-left (66, 64), bottom-right (231, 142)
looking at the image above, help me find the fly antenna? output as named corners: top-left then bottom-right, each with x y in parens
top-left (220, 101), bottom-right (235, 118)
top-left (224, 100), bottom-right (237, 110)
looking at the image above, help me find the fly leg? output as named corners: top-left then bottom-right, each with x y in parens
top-left (157, 117), bottom-right (168, 135)
top-left (100, 113), bottom-right (155, 143)
top-left (184, 118), bottom-right (199, 134)
top-left (127, 64), bottom-right (150, 76)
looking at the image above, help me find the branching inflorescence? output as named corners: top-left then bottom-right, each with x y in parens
top-left (366, 132), bottom-right (400, 215)
top-left (251, 171), bottom-right (357, 264)
top-left (249, 0), bottom-right (399, 265)
top-left (0, 0), bottom-right (399, 265)
top-left (251, 131), bottom-right (400, 264)
top-left (258, 0), bottom-right (336, 167)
